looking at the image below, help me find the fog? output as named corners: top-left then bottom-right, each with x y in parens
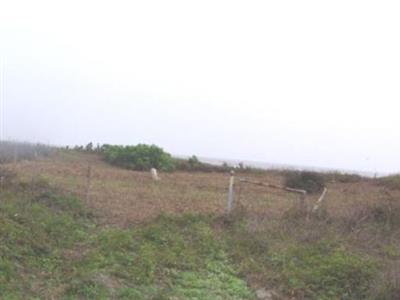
top-left (1, 0), bottom-right (400, 174)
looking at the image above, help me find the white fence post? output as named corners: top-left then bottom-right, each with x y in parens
top-left (226, 170), bottom-right (235, 214)
top-left (150, 168), bottom-right (159, 181)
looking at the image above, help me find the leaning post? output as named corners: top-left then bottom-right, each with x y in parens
top-left (226, 170), bottom-right (235, 214)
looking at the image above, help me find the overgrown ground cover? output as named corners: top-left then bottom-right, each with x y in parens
top-left (1, 175), bottom-right (399, 299)
top-left (0, 179), bottom-right (254, 299)
top-left (2, 151), bottom-right (400, 299)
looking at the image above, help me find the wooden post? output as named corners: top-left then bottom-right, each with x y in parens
top-left (226, 170), bottom-right (235, 214)
top-left (85, 164), bottom-right (92, 203)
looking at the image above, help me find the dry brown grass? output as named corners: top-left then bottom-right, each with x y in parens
top-left (6, 150), bottom-right (400, 229)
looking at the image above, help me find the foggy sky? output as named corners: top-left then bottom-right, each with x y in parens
top-left (1, 0), bottom-right (400, 174)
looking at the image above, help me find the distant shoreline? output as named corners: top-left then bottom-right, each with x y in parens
top-left (174, 155), bottom-right (386, 178)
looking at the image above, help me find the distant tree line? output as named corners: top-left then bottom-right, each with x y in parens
top-left (0, 141), bottom-right (53, 163)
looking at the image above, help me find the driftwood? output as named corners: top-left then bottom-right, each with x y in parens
top-left (239, 178), bottom-right (307, 195)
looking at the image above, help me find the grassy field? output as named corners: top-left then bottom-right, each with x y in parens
top-left (1, 150), bottom-right (399, 299)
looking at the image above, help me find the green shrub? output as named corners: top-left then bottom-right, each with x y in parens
top-left (284, 171), bottom-right (325, 194)
top-left (102, 144), bottom-right (175, 171)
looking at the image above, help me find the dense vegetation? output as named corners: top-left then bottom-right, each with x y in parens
top-left (284, 171), bottom-right (326, 194)
top-left (101, 144), bottom-right (175, 171)
top-left (79, 142), bottom-right (233, 172)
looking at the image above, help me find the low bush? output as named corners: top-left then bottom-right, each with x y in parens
top-left (284, 171), bottom-right (325, 194)
top-left (102, 144), bottom-right (175, 171)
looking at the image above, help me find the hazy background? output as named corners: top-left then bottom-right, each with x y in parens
top-left (1, 0), bottom-right (399, 174)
